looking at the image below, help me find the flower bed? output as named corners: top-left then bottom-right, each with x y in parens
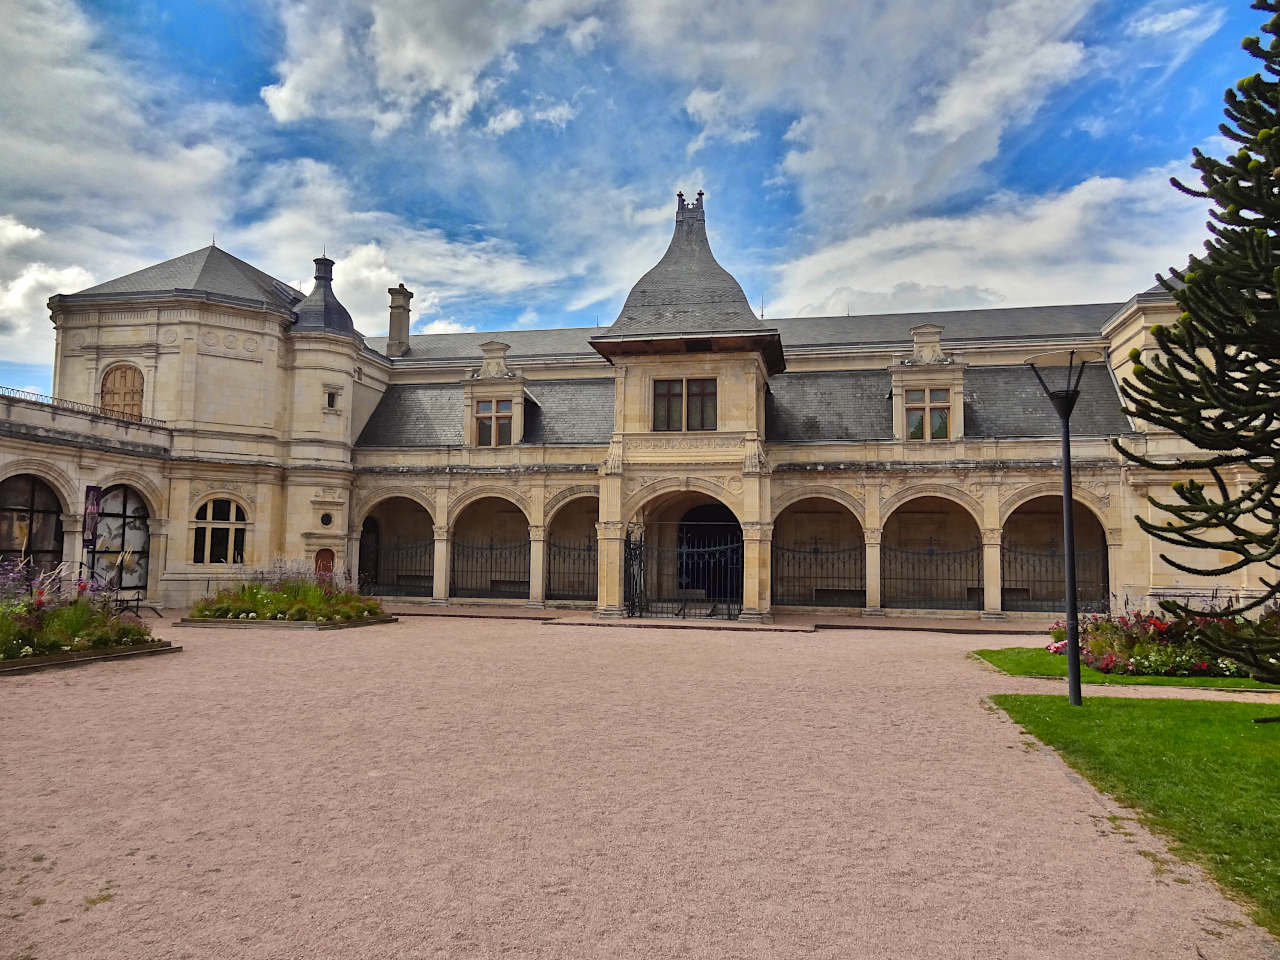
top-left (1047, 610), bottom-right (1261, 679)
top-left (190, 575), bottom-right (385, 625)
top-left (0, 560), bottom-right (154, 662)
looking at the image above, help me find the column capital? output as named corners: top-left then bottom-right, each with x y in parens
top-left (864, 529), bottom-right (883, 546)
top-left (528, 525), bottom-right (545, 542)
top-left (981, 528), bottom-right (1003, 546)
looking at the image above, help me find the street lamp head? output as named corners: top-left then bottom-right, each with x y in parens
top-left (1025, 349), bottom-right (1105, 421)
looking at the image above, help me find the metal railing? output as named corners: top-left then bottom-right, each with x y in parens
top-left (450, 539), bottom-right (530, 599)
top-left (1001, 544), bottom-right (1110, 613)
top-left (771, 540), bottom-right (867, 607)
top-left (0, 384), bottom-right (167, 429)
top-left (546, 537), bottom-right (598, 601)
top-left (882, 539), bottom-right (984, 610)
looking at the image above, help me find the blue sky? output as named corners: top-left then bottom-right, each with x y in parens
top-left (0, 0), bottom-right (1255, 394)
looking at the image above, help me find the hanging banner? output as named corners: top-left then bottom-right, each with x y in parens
top-left (83, 485), bottom-right (102, 548)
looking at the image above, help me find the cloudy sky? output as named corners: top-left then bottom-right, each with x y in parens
top-left (0, 0), bottom-right (1250, 393)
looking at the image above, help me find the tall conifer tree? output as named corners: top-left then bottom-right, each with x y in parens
top-left (1117, 0), bottom-right (1280, 678)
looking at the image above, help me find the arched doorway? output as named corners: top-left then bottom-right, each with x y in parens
top-left (546, 496), bottom-right (598, 602)
top-left (361, 497), bottom-right (433, 596)
top-left (0, 473), bottom-right (64, 575)
top-left (87, 484), bottom-right (150, 591)
top-left (625, 491), bottom-right (743, 619)
top-left (314, 548), bottom-right (335, 579)
top-left (450, 496), bottom-right (530, 599)
top-left (1002, 496), bottom-right (1109, 613)
top-left (771, 497), bottom-right (865, 607)
top-left (882, 496), bottom-right (982, 610)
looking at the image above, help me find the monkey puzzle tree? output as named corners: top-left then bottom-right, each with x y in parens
top-left (1116, 0), bottom-right (1280, 680)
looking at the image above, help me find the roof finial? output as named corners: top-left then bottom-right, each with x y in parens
top-left (211, 232), bottom-right (216, 248)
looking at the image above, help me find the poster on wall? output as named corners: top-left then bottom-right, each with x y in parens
top-left (83, 485), bottom-right (102, 548)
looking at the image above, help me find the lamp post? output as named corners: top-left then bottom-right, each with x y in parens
top-left (1025, 350), bottom-right (1103, 707)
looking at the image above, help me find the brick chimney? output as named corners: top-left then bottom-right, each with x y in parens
top-left (387, 283), bottom-right (413, 357)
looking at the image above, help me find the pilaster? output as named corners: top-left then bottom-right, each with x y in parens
top-left (528, 525), bottom-right (546, 607)
top-left (981, 528), bottom-right (1005, 619)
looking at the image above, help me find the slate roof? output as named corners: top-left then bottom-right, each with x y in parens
top-left (71, 246), bottom-right (303, 311)
top-left (355, 378), bottom-right (614, 447)
top-left (370, 301), bottom-right (1125, 363)
top-left (293, 257), bottom-right (359, 338)
top-left (599, 192), bottom-right (771, 338)
top-left (766, 371), bottom-right (893, 442)
top-left (963, 364), bottom-right (1132, 438)
top-left (356, 383), bottom-right (464, 446)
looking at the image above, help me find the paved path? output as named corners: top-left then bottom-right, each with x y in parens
top-left (2, 620), bottom-right (1275, 959)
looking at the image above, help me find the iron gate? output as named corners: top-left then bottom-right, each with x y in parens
top-left (882, 539), bottom-right (983, 610)
top-left (771, 540), bottom-right (866, 607)
top-left (450, 538), bottom-right (530, 599)
top-left (1001, 545), bottom-right (1109, 613)
top-left (366, 539), bottom-right (434, 597)
top-left (624, 527), bottom-right (743, 620)
top-left (546, 537), bottom-right (598, 601)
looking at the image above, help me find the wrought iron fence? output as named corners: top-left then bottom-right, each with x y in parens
top-left (1001, 544), bottom-right (1109, 613)
top-left (546, 537), bottom-right (597, 601)
top-left (450, 538), bottom-right (530, 599)
top-left (624, 526), bottom-right (743, 620)
top-left (0, 383), bottom-right (167, 428)
top-left (771, 540), bottom-right (866, 607)
top-left (882, 539), bottom-right (983, 610)
top-left (363, 539), bottom-right (434, 597)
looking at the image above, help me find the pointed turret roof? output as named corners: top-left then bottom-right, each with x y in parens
top-left (607, 191), bottom-right (768, 337)
top-left (293, 256), bottom-right (358, 338)
top-left (592, 192), bottom-right (784, 372)
top-left (71, 245), bottom-right (303, 311)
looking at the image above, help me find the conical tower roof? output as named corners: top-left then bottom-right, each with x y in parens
top-left (592, 192), bottom-right (783, 373)
top-left (608, 191), bottom-right (768, 337)
top-left (293, 256), bottom-right (359, 338)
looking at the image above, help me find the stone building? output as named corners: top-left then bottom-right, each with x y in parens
top-left (0, 192), bottom-right (1252, 619)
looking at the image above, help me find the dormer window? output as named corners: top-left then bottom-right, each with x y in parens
top-left (654, 378), bottom-right (717, 432)
top-left (476, 399), bottom-right (513, 446)
top-left (906, 388), bottom-right (950, 441)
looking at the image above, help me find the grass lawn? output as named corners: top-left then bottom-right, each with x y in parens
top-left (974, 646), bottom-right (1280, 690)
top-left (992, 694), bottom-right (1280, 936)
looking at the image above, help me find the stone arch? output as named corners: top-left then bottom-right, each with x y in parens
top-left (544, 484), bottom-right (601, 526)
top-left (623, 476), bottom-right (744, 527)
top-left (190, 489), bottom-right (254, 519)
top-left (0, 458), bottom-right (75, 514)
top-left (353, 487), bottom-right (436, 527)
top-left (999, 481), bottom-right (1110, 528)
top-left (771, 492), bottom-right (867, 608)
top-left (95, 469), bottom-right (165, 519)
top-left (771, 484), bottom-right (865, 525)
top-left (879, 483), bottom-right (984, 530)
top-left (448, 486), bottom-right (530, 531)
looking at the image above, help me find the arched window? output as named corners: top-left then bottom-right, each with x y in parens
top-left (192, 498), bottom-right (247, 565)
top-left (89, 485), bottom-right (150, 590)
top-left (101, 364), bottom-right (144, 420)
top-left (0, 474), bottom-right (64, 574)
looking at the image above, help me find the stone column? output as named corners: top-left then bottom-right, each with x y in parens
top-left (1106, 528), bottom-right (1124, 611)
top-left (595, 521), bottom-right (625, 617)
top-left (863, 529), bottom-right (883, 614)
top-left (61, 514), bottom-right (83, 589)
top-left (739, 522), bottom-right (772, 623)
top-left (981, 528), bottom-right (1005, 619)
top-left (147, 520), bottom-right (169, 604)
top-left (528, 525), bottom-right (546, 607)
top-left (431, 530), bottom-right (450, 604)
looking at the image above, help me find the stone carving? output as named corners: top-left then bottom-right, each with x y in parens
top-left (69, 333), bottom-right (84, 349)
top-left (243, 337), bottom-right (259, 353)
top-left (743, 439), bottom-right (770, 476)
top-left (473, 341), bottom-right (514, 380)
top-left (161, 329), bottom-right (178, 345)
top-left (601, 439), bottom-right (624, 476)
top-left (223, 334), bottom-right (238, 349)
top-left (189, 479), bottom-right (256, 505)
top-left (903, 323), bottom-right (949, 365)
top-left (201, 330), bottom-right (218, 347)
top-left (630, 435), bottom-right (746, 451)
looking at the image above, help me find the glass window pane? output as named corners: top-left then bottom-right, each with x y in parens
top-left (477, 417), bottom-right (492, 446)
top-left (906, 389), bottom-right (925, 404)
top-left (670, 397), bottom-right (682, 432)
top-left (211, 499), bottom-right (230, 522)
top-left (907, 409), bottom-right (925, 440)
top-left (476, 400), bottom-right (492, 413)
top-left (687, 399), bottom-right (702, 431)
top-left (100, 486), bottom-right (125, 514)
top-left (234, 504), bottom-right (246, 522)
top-left (195, 502), bottom-right (207, 521)
top-left (654, 400), bottom-right (668, 431)
top-left (931, 408), bottom-right (950, 439)
top-left (497, 400), bottom-right (512, 412)
top-left (31, 479), bottom-right (59, 512)
top-left (193, 527), bottom-right (206, 563)
top-left (0, 476), bottom-right (28, 509)
top-left (209, 527), bottom-right (229, 563)
top-left (930, 389), bottom-right (949, 403)
top-left (704, 396), bottom-right (716, 430)
top-left (123, 517), bottom-right (148, 552)
top-left (233, 528), bottom-right (245, 564)
top-left (497, 417), bottom-right (512, 445)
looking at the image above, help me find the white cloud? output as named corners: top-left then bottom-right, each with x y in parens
top-left (0, 216), bottom-right (41, 250)
top-left (531, 100), bottom-right (578, 128)
top-left (413, 317), bottom-right (476, 334)
top-left (229, 159), bottom-right (561, 337)
top-left (566, 15), bottom-right (603, 51)
top-left (516, 308), bottom-right (540, 327)
top-left (261, 0), bottom-right (598, 134)
top-left (684, 87), bottom-right (758, 155)
top-left (485, 106), bottom-right (525, 136)
top-left (773, 165), bottom-right (1208, 317)
top-left (0, 262), bottom-right (94, 364)
top-left (1122, 2), bottom-right (1225, 77)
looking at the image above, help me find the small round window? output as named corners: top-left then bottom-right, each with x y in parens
top-left (320, 513), bottom-right (333, 527)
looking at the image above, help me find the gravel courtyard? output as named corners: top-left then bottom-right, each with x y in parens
top-left (3, 617), bottom-right (1276, 960)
